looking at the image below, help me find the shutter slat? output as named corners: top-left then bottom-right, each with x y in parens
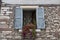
top-left (36, 7), bottom-right (45, 29)
top-left (15, 19), bottom-right (22, 29)
top-left (37, 7), bottom-right (44, 18)
top-left (15, 8), bottom-right (22, 18)
top-left (15, 8), bottom-right (23, 29)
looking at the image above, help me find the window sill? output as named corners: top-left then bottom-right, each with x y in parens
top-left (19, 29), bottom-right (41, 32)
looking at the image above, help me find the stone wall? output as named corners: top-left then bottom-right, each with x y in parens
top-left (0, 6), bottom-right (60, 40)
top-left (36, 6), bottom-right (60, 40)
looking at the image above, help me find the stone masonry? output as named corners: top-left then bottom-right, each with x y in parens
top-left (0, 4), bottom-right (60, 40)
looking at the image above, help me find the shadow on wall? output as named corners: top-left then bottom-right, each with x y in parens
top-left (0, 0), bottom-right (1, 11)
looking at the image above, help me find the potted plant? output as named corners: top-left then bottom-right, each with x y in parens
top-left (22, 23), bottom-right (36, 39)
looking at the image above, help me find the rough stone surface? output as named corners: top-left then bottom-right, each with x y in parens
top-left (0, 4), bottom-right (60, 40)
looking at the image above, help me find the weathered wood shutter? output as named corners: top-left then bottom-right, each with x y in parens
top-left (15, 7), bottom-right (23, 29)
top-left (36, 7), bottom-right (45, 29)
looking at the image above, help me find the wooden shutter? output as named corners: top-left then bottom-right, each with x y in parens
top-left (15, 8), bottom-right (23, 29)
top-left (36, 7), bottom-right (45, 29)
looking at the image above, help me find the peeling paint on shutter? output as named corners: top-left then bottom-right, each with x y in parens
top-left (36, 7), bottom-right (45, 29)
top-left (15, 8), bottom-right (23, 29)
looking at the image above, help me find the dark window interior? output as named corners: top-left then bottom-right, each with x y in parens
top-left (23, 9), bottom-right (36, 28)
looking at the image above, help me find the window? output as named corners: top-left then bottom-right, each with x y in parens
top-left (14, 7), bottom-right (45, 29)
top-left (23, 9), bottom-right (37, 28)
